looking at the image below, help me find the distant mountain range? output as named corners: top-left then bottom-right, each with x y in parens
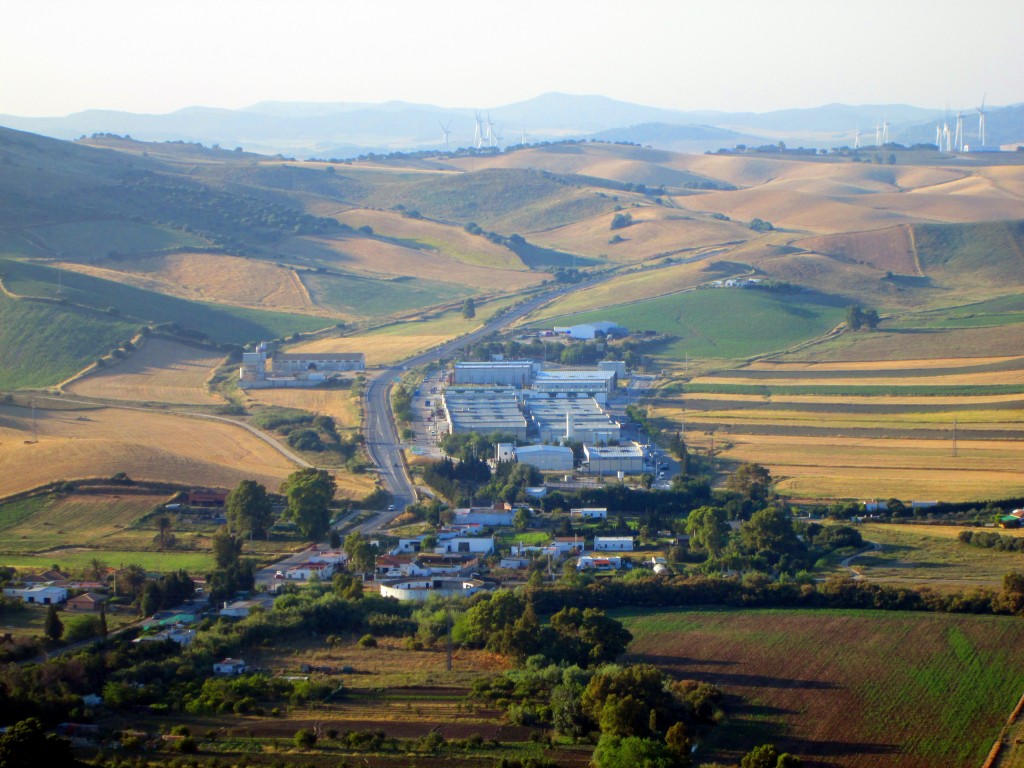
top-left (1, 93), bottom-right (1021, 158)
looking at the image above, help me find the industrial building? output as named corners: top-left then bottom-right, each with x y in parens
top-left (598, 360), bottom-right (627, 378)
top-left (528, 398), bottom-right (621, 443)
top-left (584, 442), bottom-right (646, 475)
top-left (552, 321), bottom-right (626, 340)
top-left (239, 342), bottom-right (365, 389)
top-left (513, 444), bottom-right (575, 471)
top-left (453, 360), bottom-right (535, 387)
top-left (530, 369), bottom-right (618, 403)
top-left (443, 388), bottom-right (528, 440)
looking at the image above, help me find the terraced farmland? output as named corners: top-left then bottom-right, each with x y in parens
top-left (619, 607), bottom-right (1024, 768)
top-left (653, 356), bottom-right (1024, 501)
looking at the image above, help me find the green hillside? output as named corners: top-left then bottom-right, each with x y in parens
top-left (545, 288), bottom-right (847, 360)
top-left (0, 295), bottom-right (135, 389)
top-left (302, 271), bottom-right (472, 316)
top-left (914, 220), bottom-right (1024, 290)
top-left (0, 259), bottom-right (328, 346)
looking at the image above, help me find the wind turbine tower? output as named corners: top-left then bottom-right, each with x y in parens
top-left (882, 121), bottom-right (890, 145)
top-left (440, 121), bottom-right (451, 153)
top-left (875, 124), bottom-right (881, 147)
top-left (976, 95), bottom-right (987, 147)
top-left (485, 113), bottom-right (496, 148)
top-left (935, 124), bottom-right (942, 150)
top-left (853, 128), bottom-right (861, 149)
top-left (954, 110), bottom-right (965, 152)
top-left (473, 111), bottom-right (484, 149)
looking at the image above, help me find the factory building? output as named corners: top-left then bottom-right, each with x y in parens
top-left (273, 352), bottom-right (365, 375)
top-left (239, 342), bottom-right (364, 389)
top-left (443, 388), bottom-right (528, 440)
top-left (528, 398), bottom-right (621, 443)
top-left (453, 360), bottom-right (535, 387)
top-left (584, 442), bottom-right (646, 476)
top-left (552, 321), bottom-right (626, 340)
top-left (513, 444), bottom-right (575, 471)
top-left (530, 369), bottom-right (618, 403)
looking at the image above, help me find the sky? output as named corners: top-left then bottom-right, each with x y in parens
top-left (3, 0), bottom-right (1022, 117)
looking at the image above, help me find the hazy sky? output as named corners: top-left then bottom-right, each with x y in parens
top-left (4, 0), bottom-right (1022, 116)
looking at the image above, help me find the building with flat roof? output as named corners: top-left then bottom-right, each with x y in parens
top-left (527, 398), bottom-right (620, 443)
top-left (443, 388), bottom-right (528, 440)
top-left (584, 442), bottom-right (646, 475)
top-left (454, 360), bottom-right (535, 387)
top-left (530, 369), bottom-right (617, 403)
top-left (513, 444), bottom-right (575, 471)
top-left (552, 321), bottom-right (626, 340)
top-left (239, 342), bottom-right (365, 389)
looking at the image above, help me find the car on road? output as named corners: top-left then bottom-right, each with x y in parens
top-left (387, 504), bottom-right (395, 512)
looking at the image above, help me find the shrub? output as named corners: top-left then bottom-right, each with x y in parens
top-left (294, 728), bottom-right (317, 748)
top-left (358, 634), bottom-right (377, 648)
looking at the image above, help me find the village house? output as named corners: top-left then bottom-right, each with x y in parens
top-left (66, 592), bottom-right (108, 612)
top-left (594, 536), bottom-right (635, 552)
top-left (3, 585), bottom-right (68, 605)
top-left (576, 555), bottom-right (622, 571)
top-left (213, 658), bottom-right (247, 676)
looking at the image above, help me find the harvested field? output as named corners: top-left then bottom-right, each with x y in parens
top-left (66, 338), bottom-right (225, 404)
top-left (795, 225), bottom-right (919, 275)
top-left (620, 607), bottom-right (1024, 768)
top-left (0, 548), bottom-right (214, 574)
top-left (0, 403), bottom-right (299, 499)
top-left (247, 388), bottom-right (361, 432)
top-left (0, 492), bottom-right (168, 553)
top-left (56, 252), bottom-right (321, 313)
top-left (779, 325), bottom-right (1024, 362)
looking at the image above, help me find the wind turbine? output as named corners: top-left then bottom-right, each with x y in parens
top-left (976, 94), bottom-right (987, 147)
top-left (954, 109), bottom-right (965, 152)
top-left (853, 127), bottom-right (861, 149)
top-left (875, 124), bottom-right (881, 147)
top-left (440, 121), bottom-right (451, 152)
top-left (935, 124), bottom-right (942, 150)
top-left (882, 120), bottom-right (890, 145)
top-left (485, 113), bottom-right (496, 148)
top-left (473, 111), bottom-right (484, 149)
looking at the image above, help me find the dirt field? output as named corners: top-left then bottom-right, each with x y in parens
top-left (66, 338), bottom-right (225, 404)
top-left (620, 607), bottom-right (1024, 768)
top-left (56, 252), bottom-right (321, 313)
top-left (0, 403), bottom-right (298, 499)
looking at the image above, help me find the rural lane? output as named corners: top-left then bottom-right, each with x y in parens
top-left (840, 540), bottom-right (882, 579)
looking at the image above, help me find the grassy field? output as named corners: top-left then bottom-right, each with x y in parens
top-left (246, 387), bottom-right (362, 432)
top-left (843, 522), bottom-right (1024, 590)
top-left (66, 338), bottom-right (225, 404)
top-left (0, 293), bottom-right (136, 389)
top-left (619, 606), bottom-right (1024, 768)
top-left (544, 288), bottom-right (847, 360)
top-left (0, 258), bottom-right (331, 346)
top-left (0, 493), bottom-right (170, 553)
top-left (300, 269), bottom-right (473, 318)
top-left (26, 219), bottom-right (208, 260)
top-left (0, 549), bottom-right (215, 574)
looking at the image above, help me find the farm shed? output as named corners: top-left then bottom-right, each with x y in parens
top-left (594, 536), bottom-right (635, 551)
top-left (3, 586), bottom-right (67, 605)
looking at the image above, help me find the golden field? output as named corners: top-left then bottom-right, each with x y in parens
top-left (246, 387), bottom-right (361, 432)
top-left (66, 338), bottom-right (225, 404)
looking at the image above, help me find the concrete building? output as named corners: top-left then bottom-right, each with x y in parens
top-left (528, 398), bottom-right (620, 443)
top-left (599, 360), bottom-right (627, 378)
top-left (3, 586), bottom-right (67, 605)
top-left (453, 360), bottom-right (534, 387)
top-left (531, 369), bottom-right (618, 402)
top-left (239, 342), bottom-right (365, 389)
top-left (576, 555), bottom-right (622, 570)
top-left (513, 444), bottom-right (575, 471)
top-left (453, 507), bottom-right (514, 527)
top-left (379, 577), bottom-right (487, 602)
top-left (571, 507), bottom-right (608, 519)
top-left (552, 321), bottom-right (625, 340)
top-left (66, 592), bottom-right (108, 612)
top-left (434, 536), bottom-right (496, 555)
top-left (584, 443), bottom-right (645, 475)
top-left (495, 443), bottom-right (517, 463)
top-left (213, 658), bottom-right (247, 676)
top-left (443, 388), bottom-right (528, 440)
top-left (594, 536), bottom-right (635, 551)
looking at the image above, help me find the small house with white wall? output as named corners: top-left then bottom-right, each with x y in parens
top-left (594, 536), bottom-right (634, 552)
top-left (213, 658), bottom-right (247, 676)
top-left (434, 536), bottom-right (495, 555)
top-left (571, 507), bottom-right (608, 520)
top-left (576, 555), bottom-right (622, 571)
top-left (3, 585), bottom-right (67, 605)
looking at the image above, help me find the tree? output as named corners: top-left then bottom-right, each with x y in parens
top-left (156, 515), bottom-right (173, 550)
top-left (226, 480), bottom-right (274, 539)
top-left (462, 298), bottom-right (476, 319)
top-left (280, 468), bottom-right (336, 540)
top-left (592, 734), bottom-right (683, 768)
top-left (739, 507), bottom-right (804, 568)
top-left (725, 463), bottom-right (773, 504)
top-left (846, 305), bottom-right (865, 331)
top-left (741, 744), bottom-right (780, 768)
top-left (44, 605), bottom-right (63, 642)
top-left (212, 527), bottom-right (243, 569)
top-left (862, 308), bottom-right (880, 329)
top-left (115, 563), bottom-right (146, 598)
top-left (513, 507), bottom-right (530, 531)
top-left (610, 212), bottom-right (634, 230)
top-left (686, 506), bottom-right (730, 558)
top-left (344, 531), bottom-right (375, 573)
top-left (0, 718), bottom-right (74, 768)
top-left (88, 557), bottom-right (108, 582)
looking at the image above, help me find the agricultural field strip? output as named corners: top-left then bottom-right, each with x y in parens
top-left (678, 396), bottom-right (1024, 415)
top-left (698, 370), bottom-right (1024, 387)
top-left (672, 392), bottom-right (1024, 406)
top-left (724, 357), bottom-right (1024, 378)
top-left (745, 356), bottom-right (1024, 371)
top-left (678, 421), bottom-right (1024, 440)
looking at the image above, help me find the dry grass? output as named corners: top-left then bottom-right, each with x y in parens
top-left (0, 403), bottom-right (298, 499)
top-left (246, 388), bottom-right (361, 432)
top-left (745, 357), bottom-right (1024, 372)
top-left (335, 209), bottom-right (528, 271)
top-left (280, 235), bottom-right (544, 291)
top-left (528, 207), bottom-right (750, 262)
top-left (66, 338), bottom-right (225, 404)
top-left (778, 325), bottom-right (1024, 361)
top-left (795, 225), bottom-right (919, 275)
top-left (56, 253), bottom-right (321, 313)
top-left (698, 369), bottom-right (1023, 387)
top-left (291, 296), bottom-right (518, 365)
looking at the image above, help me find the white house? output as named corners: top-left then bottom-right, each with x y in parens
top-left (434, 536), bottom-right (495, 555)
top-left (594, 536), bottom-right (634, 552)
top-left (3, 586), bottom-right (68, 605)
top-left (220, 599), bottom-right (263, 618)
top-left (213, 658), bottom-right (247, 676)
top-left (285, 561), bottom-right (336, 580)
top-left (379, 577), bottom-right (487, 602)
top-left (576, 555), bottom-right (622, 571)
top-left (135, 628), bottom-right (196, 647)
top-left (453, 509), bottom-right (514, 527)
top-left (571, 507), bottom-right (608, 520)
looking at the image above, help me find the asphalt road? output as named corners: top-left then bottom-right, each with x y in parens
top-left (359, 283), bottom-right (601, 532)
